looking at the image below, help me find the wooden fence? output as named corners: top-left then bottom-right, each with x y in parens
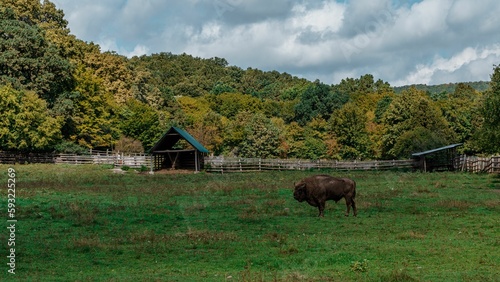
top-left (0, 151), bottom-right (152, 169)
top-left (55, 151), bottom-right (152, 168)
top-left (2, 151), bottom-right (498, 174)
top-left (0, 152), bottom-right (56, 164)
top-left (204, 157), bottom-right (416, 173)
top-left (455, 155), bottom-right (500, 173)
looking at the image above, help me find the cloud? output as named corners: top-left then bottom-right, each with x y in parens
top-left (52, 0), bottom-right (500, 86)
top-left (393, 45), bottom-right (500, 86)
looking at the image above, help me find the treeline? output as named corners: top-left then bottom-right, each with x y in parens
top-left (1, 1), bottom-right (499, 159)
top-left (394, 82), bottom-right (490, 98)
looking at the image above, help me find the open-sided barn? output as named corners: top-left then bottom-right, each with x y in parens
top-left (149, 127), bottom-right (209, 171)
top-left (412, 143), bottom-right (463, 172)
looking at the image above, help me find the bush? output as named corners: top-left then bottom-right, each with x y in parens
top-left (54, 141), bottom-right (89, 154)
top-left (114, 136), bottom-right (144, 153)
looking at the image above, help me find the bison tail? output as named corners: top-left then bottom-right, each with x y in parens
top-left (352, 181), bottom-right (357, 199)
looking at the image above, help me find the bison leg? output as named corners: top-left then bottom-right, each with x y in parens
top-left (351, 198), bottom-right (357, 217)
top-left (344, 196), bottom-right (352, 217)
top-left (318, 201), bottom-right (326, 217)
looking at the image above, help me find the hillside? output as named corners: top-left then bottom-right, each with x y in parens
top-left (393, 81), bottom-right (490, 95)
top-left (1, 0), bottom-right (499, 159)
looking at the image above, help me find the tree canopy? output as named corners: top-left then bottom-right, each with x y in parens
top-left (0, 0), bottom-right (498, 158)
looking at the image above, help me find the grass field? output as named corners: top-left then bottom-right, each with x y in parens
top-left (1, 164), bottom-right (499, 281)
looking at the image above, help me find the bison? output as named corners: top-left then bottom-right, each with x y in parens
top-left (293, 175), bottom-right (357, 217)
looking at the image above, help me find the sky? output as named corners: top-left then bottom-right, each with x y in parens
top-left (51, 0), bottom-right (500, 86)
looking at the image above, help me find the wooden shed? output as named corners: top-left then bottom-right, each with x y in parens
top-left (149, 127), bottom-right (209, 171)
top-left (412, 143), bottom-right (463, 172)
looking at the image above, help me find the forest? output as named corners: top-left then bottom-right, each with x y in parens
top-left (1, 0), bottom-right (499, 160)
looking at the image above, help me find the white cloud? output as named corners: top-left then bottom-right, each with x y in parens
top-left (394, 45), bottom-right (500, 86)
top-left (52, 0), bottom-right (500, 85)
top-left (290, 1), bottom-right (344, 33)
top-left (126, 45), bottom-right (150, 58)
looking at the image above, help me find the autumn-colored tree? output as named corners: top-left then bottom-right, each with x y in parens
top-left (188, 111), bottom-right (226, 155)
top-left (69, 65), bottom-right (119, 149)
top-left (83, 51), bottom-right (134, 104)
top-left (238, 113), bottom-right (281, 158)
top-left (0, 85), bottom-right (62, 151)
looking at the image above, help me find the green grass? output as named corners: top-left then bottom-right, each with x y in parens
top-left (1, 164), bottom-right (499, 281)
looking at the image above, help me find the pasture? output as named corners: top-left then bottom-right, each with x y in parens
top-left (0, 164), bottom-right (499, 281)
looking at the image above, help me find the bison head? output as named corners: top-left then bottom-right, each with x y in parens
top-left (293, 182), bottom-right (307, 202)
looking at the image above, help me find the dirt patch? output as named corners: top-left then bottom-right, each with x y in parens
top-left (153, 169), bottom-right (197, 175)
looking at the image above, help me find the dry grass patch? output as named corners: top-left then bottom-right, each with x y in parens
top-left (178, 229), bottom-right (238, 244)
top-left (435, 199), bottom-right (473, 210)
top-left (71, 235), bottom-right (106, 252)
top-left (484, 199), bottom-right (500, 208)
top-left (396, 230), bottom-right (426, 240)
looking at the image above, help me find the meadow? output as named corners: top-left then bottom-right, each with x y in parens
top-left (0, 164), bottom-right (499, 281)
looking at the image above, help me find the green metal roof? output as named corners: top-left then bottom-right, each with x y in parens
top-left (149, 127), bottom-right (209, 154)
top-left (412, 143), bottom-right (463, 157)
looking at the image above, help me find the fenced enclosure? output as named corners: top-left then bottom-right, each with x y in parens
top-left (204, 157), bottom-right (415, 173)
top-left (55, 150), bottom-right (152, 168)
top-left (1, 151), bottom-right (498, 174)
top-left (0, 151), bottom-right (56, 164)
top-left (0, 150), bottom-right (151, 169)
top-left (456, 155), bottom-right (500, 173)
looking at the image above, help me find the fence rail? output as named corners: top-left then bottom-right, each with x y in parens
top-left (204, 157), bottom-right (415, 173)
top-left (0, 151), bottom-right (151, 168)
top-left (456, 155), bottom-right (500, 173)
top-left (1, 151), bottom-right (498, 174)
top-left (0, 152), bottom-right (56, 164)
top-left (55, 153), bottom-right (152, 168)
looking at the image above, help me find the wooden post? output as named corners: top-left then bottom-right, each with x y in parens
top-left (149, 154), bottom-right (154, 174)
top-left (195, 150), bottom-right (199, 172)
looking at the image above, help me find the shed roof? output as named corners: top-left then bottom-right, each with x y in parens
top-left (412, 143), bottom-right (463, 157)
top-left (149, 127), bottom-right (209, 154)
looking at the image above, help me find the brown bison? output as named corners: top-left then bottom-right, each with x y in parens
top-left (293, 175), bottom-right (357, 217)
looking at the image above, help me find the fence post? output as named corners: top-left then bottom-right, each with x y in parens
top-left (150, 155), bottom-right (154, 174)
top-left (259, 158), bottom-right (262, 171)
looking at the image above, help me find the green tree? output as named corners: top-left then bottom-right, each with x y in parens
top-left (329, 103), bottom-right (372, 159)
top-left (207, 92), bottom-right (263, 119)
top-left (439, 83), bottom-right (481, 153)
top-left (118, 99), bottom-right (162, 151)
top-left (475, 65), bottom-right (500, 153)
top-left (294, 81), bottom-right (342, 125)
top-left (0, 85), bottom-right (62, 151)
top-left (0, 7), bottom-right (73, 105)
top-left (381, 87), bottom-right (454, 159)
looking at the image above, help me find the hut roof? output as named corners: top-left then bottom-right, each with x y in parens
top-left (411, 143), bottom-right (463, 157)
top-left (149, 127), bottom-right (209, 154)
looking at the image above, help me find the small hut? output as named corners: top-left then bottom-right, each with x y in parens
top-left (149, 127), bottom-right (209, 171)
top-left (412, 143), bottom-right (463, 172)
